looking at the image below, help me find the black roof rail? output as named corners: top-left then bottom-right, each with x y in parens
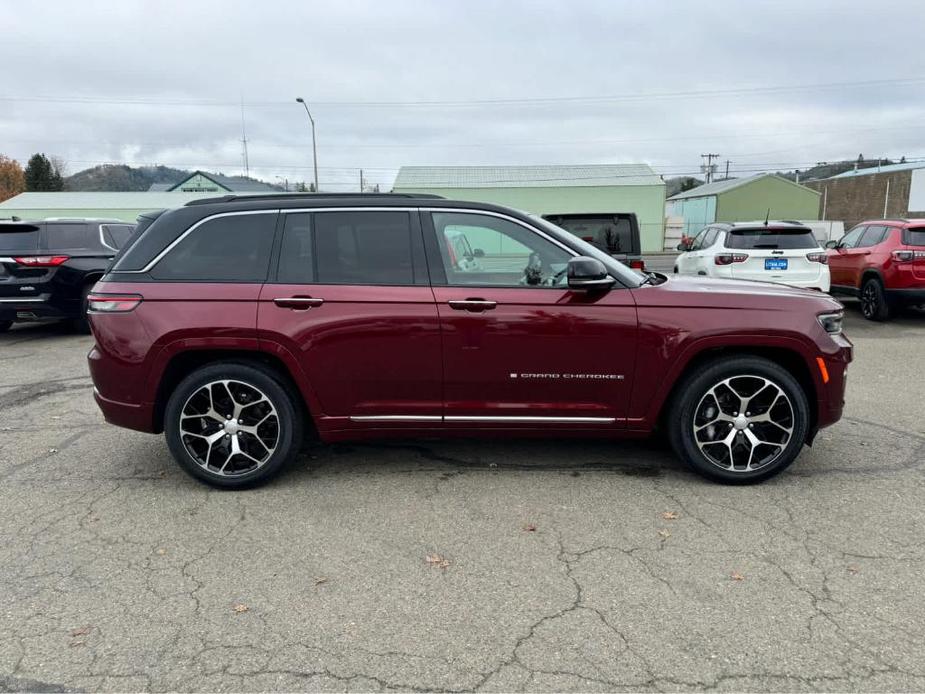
top-left (184, 192), bottom-right (445, 206)
top-left (779, 220), bottom-right (809, 226)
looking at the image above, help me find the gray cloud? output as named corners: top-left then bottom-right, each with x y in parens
top-left (3, 0), bottom-right (924, 190)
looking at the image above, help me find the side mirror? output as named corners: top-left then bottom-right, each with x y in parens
top-left (472, 248), bottom-right (485, 258)
top-left (676, 242), bottom-right (689, 252)
top-left (567, 256), bottom-right (615, 291)
top-left (824, 240), bottom-right (838, 249)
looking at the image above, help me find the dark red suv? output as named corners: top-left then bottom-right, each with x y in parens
top-left (826, 218), bottom-right (925, 320)
top-left (87, 194), bottom-right (852, 487)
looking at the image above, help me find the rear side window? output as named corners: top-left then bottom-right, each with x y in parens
top-left (903, 227), bottom-right (925, 246)
top-left (100, 224), bottom-right (135, 250)
top-left (856, 225), bottom-right (889, 248)
top-left (0, 223), bottom-right (40, 251)
top-left (726, 227), bottom-right (818, 250)
top-left (44, 223), bottom-right (94, 249)
top-left (314, 211), bottom-right (414, 285)
top-left (151, 213), bottom-right (276, 281)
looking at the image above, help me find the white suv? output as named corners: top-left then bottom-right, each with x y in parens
top-left (674, 222), bottom-right (831, 292)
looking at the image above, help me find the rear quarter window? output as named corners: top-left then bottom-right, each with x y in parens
top-left (100, 224), bottom-right (136, 250)
top-left (0, 223), bottom-right (41, 251)
top-left (150, 213), bottom-right (276, 282)
top-left (904, 228), bottom-right (925, 246)
top-left (725, 228), bottom-right (819, 250)
top-left (44, 223), bottom-right (97, 250)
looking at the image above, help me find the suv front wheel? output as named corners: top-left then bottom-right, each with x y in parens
top-left (860, 277), bottom-right (891, 321)
top-left (668, 357), bottom-right (810, 483)
top-left (164, 362), bottom-right (303, 489)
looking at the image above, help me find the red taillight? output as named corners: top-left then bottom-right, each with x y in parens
top-left (806, 252), bottom-right (828, 264)
top-left (715, 253), bottom-right (748, 266)
top-left (13, 255), bottom-right (69, 267)
top-left (892, 249), bottom-right (915, 262)
top-left (87, 293), bottom-right (143, 312)
top-left (629, 259), bottom-right (646, 270)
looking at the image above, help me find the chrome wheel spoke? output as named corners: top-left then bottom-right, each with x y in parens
top-left (693, 374), bottom-right (794, 473)
top-left (179, 378), bottom-right (280, 477)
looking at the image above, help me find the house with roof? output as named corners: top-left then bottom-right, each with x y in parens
top-left (148, 170), bottom-right (280, 193)
top-left (392, 164), bottom-right (667, 252)
top-left (803, 161), bottom-right (925, 228)
top-left (665, 174), bottom-right (821, 239)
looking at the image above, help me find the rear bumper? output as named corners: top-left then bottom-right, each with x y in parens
top-left (93, 387), bottom-right (155, 433)
top-left (0, 295), bottom-right (74, 322)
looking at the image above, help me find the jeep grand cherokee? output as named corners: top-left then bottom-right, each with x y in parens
top-left (86, 194), bottom-right (852, 487)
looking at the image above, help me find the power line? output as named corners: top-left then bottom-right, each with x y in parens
top-left (1, 76), bottom-right (923, 110)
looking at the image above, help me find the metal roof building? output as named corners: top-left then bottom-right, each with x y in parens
top-left (666, 174), bottom-right (820, 237)
top-left (392, 164), bottom-right (667, 252)
top-left (0, 192), bottom-right (216, 222)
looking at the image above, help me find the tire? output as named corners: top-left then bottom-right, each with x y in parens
top-left (0, 320), bottom-right (12, 333)
top-left (70, 283), bottom-right (94, 334)
top-left (860, 277), bottom-right (891, 322)
top-left (673, 266), bottom-right (679, 274)
top-left (668, 356), bottom-right (810, 484)
top-left (164, 362), bottom-right (304, 489)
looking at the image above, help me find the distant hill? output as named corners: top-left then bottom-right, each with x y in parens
top-left (64, 164), bottom-right (281, 192)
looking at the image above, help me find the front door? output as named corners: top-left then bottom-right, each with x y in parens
top-left (257, 210), bottom-right (442, 429)
top-left (424, 210), bottom-right (638, 426)
top-left (828, 225), bottom-right (865, 288)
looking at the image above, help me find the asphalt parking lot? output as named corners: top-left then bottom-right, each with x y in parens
top-left (1, 304), bottom-right (924, 693)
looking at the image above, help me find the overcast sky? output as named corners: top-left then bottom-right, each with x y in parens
top-left (3, 0), bottom-right (924, 190)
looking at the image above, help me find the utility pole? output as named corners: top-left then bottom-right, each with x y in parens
top-left (359, 169), bottom-right (365, 193)
top-left (701, 153), bottom-right (720, 184)
top-left (240, 97), bottom-right (250, 177)
top-left (724, 159), bottom-right (730, 180)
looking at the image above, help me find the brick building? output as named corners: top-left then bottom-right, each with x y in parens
top-left (805, 162), bottom-right (925, 228)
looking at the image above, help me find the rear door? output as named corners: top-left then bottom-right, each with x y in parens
top-left (257, 209), bottom-right (442, 427)
top-left (726, 226), bottom-right (821, 283)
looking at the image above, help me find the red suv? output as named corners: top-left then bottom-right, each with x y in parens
top-left (87, 194), bottom-right (852, 487)
top-left (827, 219), bottom-right (925, 320)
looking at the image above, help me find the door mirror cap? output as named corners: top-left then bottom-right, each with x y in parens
top-left (676, 242), bottom-right (690, 252)
top-left (567, 256), bottom-right (615, 291)
top-left (824, 239), bottom-right (838, 249)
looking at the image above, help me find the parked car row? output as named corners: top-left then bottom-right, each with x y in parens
top-left (673, 218), bottom-right (925, 321)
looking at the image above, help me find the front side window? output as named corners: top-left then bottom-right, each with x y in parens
top-left (689, 228), bottom-right (709, 250)
top-left (838, 226), bottom-right (866, 249)
top-left (314, 211), bottom-right (414, 285)
top-left (151, 213), bottom-right (275, 281)
top-left (431, 212), bottom-right (572, 287)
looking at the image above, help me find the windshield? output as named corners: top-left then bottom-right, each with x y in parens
top-left (726, 227), bottom-right (819, 250)
top-left (529, 214), bottom-right (644, 287)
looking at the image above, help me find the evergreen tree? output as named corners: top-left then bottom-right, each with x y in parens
top-left (24, 153), bottom-right (65, 191)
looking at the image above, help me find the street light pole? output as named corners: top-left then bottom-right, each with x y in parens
top-left (295, 97), bottom-right (319, 193)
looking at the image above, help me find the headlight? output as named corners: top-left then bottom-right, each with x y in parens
top-left (817, 311), bottom-right (843, 335)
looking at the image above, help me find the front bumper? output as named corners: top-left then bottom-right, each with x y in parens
top-left (93, 387), bottom-right (155, 433)
top-left (815, 334), bottom-right (853, 431)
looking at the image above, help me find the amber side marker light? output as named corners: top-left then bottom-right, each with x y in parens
top-left (816, 357), bottom-right (830, 384)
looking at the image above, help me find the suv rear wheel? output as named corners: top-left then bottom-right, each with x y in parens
top-left (164, 362), bottom-right (303, 489)
top-left (860, 277), bottom-right (891, 321)
top-left (668, 356), bottom-right (810, 484)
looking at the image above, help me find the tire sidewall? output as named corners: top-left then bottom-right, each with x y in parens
top-left (164, 363), bottom-right (302, 489)
top-left (670, 357), bottom-right (810, 484)
top-left (861, 278), bottom-right (890, 321)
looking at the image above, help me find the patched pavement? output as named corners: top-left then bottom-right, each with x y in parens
top-left (1, 308), bottom-right (924, 692)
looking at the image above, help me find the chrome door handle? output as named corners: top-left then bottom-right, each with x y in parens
top-left (448, 299), bottom-right (497, 312)
top-left (274, 296), bottom-right (324, 310)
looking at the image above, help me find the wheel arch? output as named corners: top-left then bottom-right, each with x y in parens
top-left (859, 267), bottom-right (885, 288)
top-left (152, 348), bottom-right (311, 434)
top-left (654, 344), bottom-right (819, 436)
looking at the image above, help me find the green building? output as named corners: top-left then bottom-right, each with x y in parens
top-left (0, 192), bottom-right (214, 222)
top-left (666, 174), bottom-right (821, 237)
top-left (392, 164), bottom-right (667, 252)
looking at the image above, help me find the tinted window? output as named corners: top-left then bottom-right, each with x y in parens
top-left (726, 227), bottom-right (819, 250)
top-left (0, 223), bottom-right (40, 251)
top-left (432, 212), bottom-right (572, 288)
top-left (277, 213), bottom-right (314, 283)
top-left (703, 228), bottom-right (720, 248)
top-left (553, 216), bottom-right (633, 254)
top-left (45, 223), bottom-right (94, 249)
top-left (151, 213), bottom-right (275, 281)
top-left (315, 211), bottom-right (414, 285)
top-left (856, 225), bottom-right (888, 248)
top-left (101, 224), bottom-right (135, 250)
top-left (689, 228), bottom-right (709, 250)
top-left (905, 227), bottom-right (925, 246)
top-left (838, 226), bottom-right (865, 248)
